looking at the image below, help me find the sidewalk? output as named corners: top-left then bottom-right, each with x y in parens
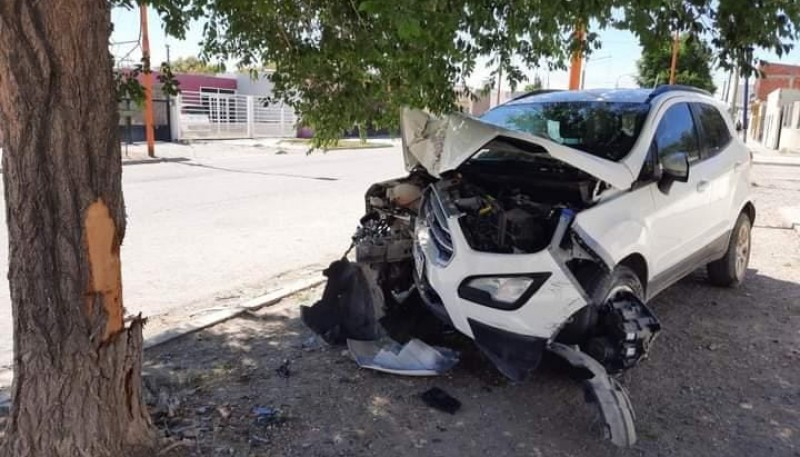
top-left (748, 140), bottom-right (800, 167)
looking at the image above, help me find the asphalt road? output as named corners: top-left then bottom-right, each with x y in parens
top-left (0, 145), bottom-right (797, 376)
top-left (0, 144), bottom-right (406, 370)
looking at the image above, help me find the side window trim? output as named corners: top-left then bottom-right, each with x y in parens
top-left (688, 103), bottom-right (712, 161)
top-left (643, 101), bottom-right (702, 181)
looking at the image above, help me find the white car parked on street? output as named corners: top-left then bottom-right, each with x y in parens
top-left (303, 86), bottom-right (754, 446)
top-left (352, 86), bottom-right (754, 379)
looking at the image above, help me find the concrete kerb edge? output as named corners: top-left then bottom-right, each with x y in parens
top-left (0, 275), bottom-right (326, 410)
top-left (142, 275), bottom-right (325, 350)
top-left (0, 157), bottom-right (191, 174)
top-left (122, 157), bottom-right (191, 166)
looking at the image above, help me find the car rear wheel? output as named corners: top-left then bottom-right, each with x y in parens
top-left (707, 212), bottom-right (751, 287)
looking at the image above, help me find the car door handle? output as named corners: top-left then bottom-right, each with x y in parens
top-left (734, 161), bottom-right (745, 171)
top-left (697, 180), bottom-right (709, 193)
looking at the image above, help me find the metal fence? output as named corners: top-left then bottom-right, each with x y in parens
top-left (173, 90), bottom-right (298, 140)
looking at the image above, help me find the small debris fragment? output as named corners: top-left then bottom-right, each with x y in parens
top-left (332, 433), bottom-right (344, 445)
top-left (252, 406), bottom-right (283, 427)
top-left (276, 360), bottom-right (292, 379)
top-left (301, 335), bottom-right (324, 351)
top-left (739, 402), bottom-right (754, 410)
top-left (420, 387), bottom-right (462, 414)
top-left (348, 338), bottom-right (459, 376)
top-left (706, 343), bottom-right (719, 351)
top-left (216, 405), bottom-right (232, 420)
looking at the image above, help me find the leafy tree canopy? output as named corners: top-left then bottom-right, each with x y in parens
top-left (170, 56), bottom-right (225, 74)
top-left (636, 35), bottom-right (717, 93)
top-left (523, 74), bottom-right (544, 92)
top-left (113, 0), bottom-right (800, 144)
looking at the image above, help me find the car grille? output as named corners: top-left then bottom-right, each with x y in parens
top-left (422, 186), bottom-right (454, 263)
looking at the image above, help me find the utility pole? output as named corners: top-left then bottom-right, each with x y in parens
top-left (140, 2), bottom-right (156, 158)
top-left (496, 62), bottom-right (503, 106)
top-left (165, 44), bottom-right (172, 143)
top-left (730, 67), bottom-right (741, 119)
top-left (669, 31), bottom-right (681, 85)
top-left (743, 75), bottom-right (750, 142)
top-left (568, 24), bottom-right (585, 90)
top-left (723, 70), bottom-right (733, 102)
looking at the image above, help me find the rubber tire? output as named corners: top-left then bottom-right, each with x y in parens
top-left (557, 265), bottom-right (645, 345)
top-left (707, 212), bottom-right (752, 288)
top-left (583, 265), bottom-right (645, 305)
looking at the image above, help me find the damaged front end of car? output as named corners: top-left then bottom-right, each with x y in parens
top-left (302, 108), bottom-right (661, 447)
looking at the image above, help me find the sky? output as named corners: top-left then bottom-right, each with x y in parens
top-left (111, 5), bottom-right (800, 96)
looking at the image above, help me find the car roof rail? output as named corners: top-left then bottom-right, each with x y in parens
top-left (507, 89), bottom-right (564, 103)
top-left (647, 84), bottom-right (712, 102)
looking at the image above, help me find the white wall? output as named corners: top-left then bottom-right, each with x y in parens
top-left (763, 88), bottom-right (800, 149)
top-left (234, 71), bottom-right (276, 97)
top-left (778, 100), bottom-right (800, 152)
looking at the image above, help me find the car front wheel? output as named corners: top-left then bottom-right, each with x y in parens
top-left (707, 212), bottom-right (752, 287)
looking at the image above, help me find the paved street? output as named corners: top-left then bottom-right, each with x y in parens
top-left (0, 142), bottom-right (798, 378)
top-left (0, 142), bottom-right (406, 370)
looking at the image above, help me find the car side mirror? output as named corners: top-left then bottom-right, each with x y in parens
top-left (658, 151), bottom-right (690, 193)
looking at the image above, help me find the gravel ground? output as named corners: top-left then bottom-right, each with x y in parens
top-left (136, 164), bottom-right (800, 457)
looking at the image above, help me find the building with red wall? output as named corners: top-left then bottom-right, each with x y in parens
top-left (754, 61), bottom-right (800, 101)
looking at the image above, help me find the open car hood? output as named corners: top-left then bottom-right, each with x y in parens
top-left (400, 108), bottom-right (635, 190)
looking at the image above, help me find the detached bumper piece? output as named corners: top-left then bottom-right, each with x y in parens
top-left (468, 319), bottom-right (547, 382)
top-left (549, 343), bottom-right (637, 447)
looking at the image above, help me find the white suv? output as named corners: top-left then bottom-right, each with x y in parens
top-left (348, 86), bottom-right (754, 382)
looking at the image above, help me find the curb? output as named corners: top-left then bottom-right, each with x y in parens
top-left (122, 157), bottom-right (191, 166)
top-left (0, 157), bottom-right (192, 174)
top-left (143, 275), bottom-right (325, 349)
top-left (0, 274), bottom-right (326, 409)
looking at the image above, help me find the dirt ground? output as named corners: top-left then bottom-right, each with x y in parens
top-left (137, 165), bottom-right (800, 457)
top-left (141, 226), bottom-right (799, 456)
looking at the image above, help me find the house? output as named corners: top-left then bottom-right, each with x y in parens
top-left (749, 62), bottom-right (800, 148)
top-left (119, 70), bottom-right (297, 142)
top-left (760, 88), bottom-right (800, 150)
top-left (753, 62), bottom-right (800, 101)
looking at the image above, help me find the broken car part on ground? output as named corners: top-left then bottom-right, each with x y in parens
top-left (303, 88), bottom-right (755, 447)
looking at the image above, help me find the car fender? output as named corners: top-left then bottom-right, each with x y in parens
top-left (571, 190), bottom-right (655, 281)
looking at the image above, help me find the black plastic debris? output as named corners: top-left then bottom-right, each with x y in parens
top-left (420, 387), bottom-right (461, 414)
top-left (276, 359), bottom-right (291, 379)
top-left (300, 259), bottom-right (384, 344)
top-left (548, 343), bottom-right (637, 447)
top-left (252, 406), bottom-right (284, 427)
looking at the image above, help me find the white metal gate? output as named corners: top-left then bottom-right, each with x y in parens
top-left (173, 90), bottom-right (298, 140)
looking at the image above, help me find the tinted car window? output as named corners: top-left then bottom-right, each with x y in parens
top-left (480, 102), bottom-right (650, 162)
top-left (653, 103), bottom-right (701, 162)
top-left (693, 103), bottom-right (732, 157)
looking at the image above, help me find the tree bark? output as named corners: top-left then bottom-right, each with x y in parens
top-left (0, 1), bottom-right (154, 455)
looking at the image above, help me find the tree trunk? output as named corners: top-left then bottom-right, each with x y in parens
top-left (0, 1), bottom-right (154, 455)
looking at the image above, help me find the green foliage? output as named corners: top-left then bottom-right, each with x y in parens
top-left (114, 56), bottom-right (180, 105)
top-left (523, 75), bottom-right (544, 92)
top-left (115, 0), bottom-right (800, 145)
top-left (170, 56), bottom-right (225, 74)
top-left (636, 35), bottom-right (717, 93)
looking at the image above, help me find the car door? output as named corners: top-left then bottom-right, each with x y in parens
top-left (645, 102), bottom-right (718, 293)
top-left (690, 103), bottom-right (744, 240)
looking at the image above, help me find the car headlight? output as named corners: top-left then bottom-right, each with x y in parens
top-left (458, 273), bottom-right (551, 310)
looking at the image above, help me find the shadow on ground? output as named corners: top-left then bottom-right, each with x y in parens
top-left (141, 265), bottom-right (799, 457)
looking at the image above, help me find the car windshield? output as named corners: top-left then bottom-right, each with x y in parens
top-left (479, 101), bottom-right (650, 162)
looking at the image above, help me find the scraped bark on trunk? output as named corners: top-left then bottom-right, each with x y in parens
top-left (0, 1), bottom-right (154, 455)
